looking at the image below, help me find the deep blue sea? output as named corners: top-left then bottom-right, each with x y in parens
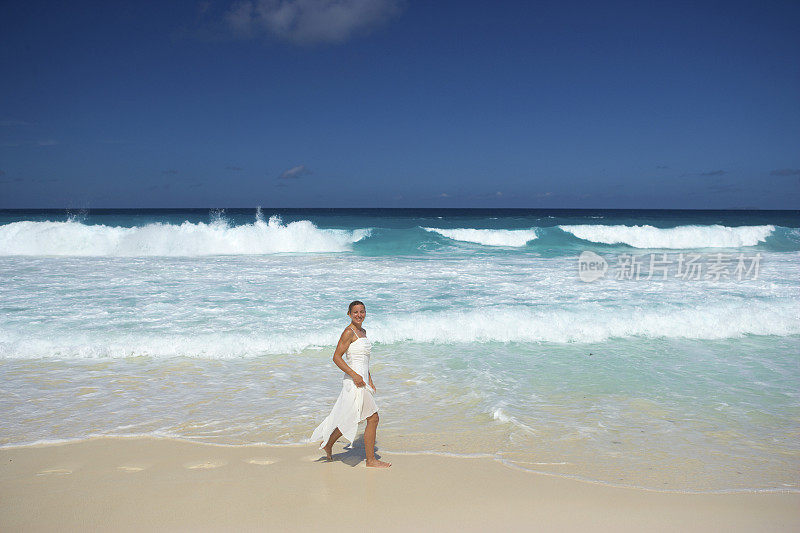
top-left (1, 208), bottom-right (798, 492)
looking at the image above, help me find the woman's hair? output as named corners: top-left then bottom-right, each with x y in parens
top-left (347, 300), bottom-right (365, 314)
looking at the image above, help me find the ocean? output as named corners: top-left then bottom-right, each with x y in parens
top-left (0, 208), bottom-right (798, 492)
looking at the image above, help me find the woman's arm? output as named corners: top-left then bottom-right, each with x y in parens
top-left (332, 329), bottom-right (367, 387)
top-left (368, 371), bottom-right (375, 392)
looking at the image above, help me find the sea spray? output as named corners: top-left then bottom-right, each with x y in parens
top-left (0, 216), bottom-right (369, 256)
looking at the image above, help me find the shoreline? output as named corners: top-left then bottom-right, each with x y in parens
top-left (2, 434), bottom-right (797, 495)
top-left (2, 437), bottom-right (798, 532)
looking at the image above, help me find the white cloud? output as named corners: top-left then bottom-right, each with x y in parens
top-left (278, 164), bottom-right (311, 179)
top-left (227, 1), bottom-right (256, 35)
top-left (225, 0), bottom-right (402, 44)
top-left (770, 168), bottom-right (800, 176)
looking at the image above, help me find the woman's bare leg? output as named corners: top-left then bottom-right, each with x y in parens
top-left (364, 412), bottom-right (391, 468)
top-left (323, 427), bottom-right (342, 460)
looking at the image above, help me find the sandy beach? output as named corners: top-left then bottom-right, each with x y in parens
top-left (3, 0), bottom-right (800, 529)
top-left (1, 437), bottom-right (797, 532)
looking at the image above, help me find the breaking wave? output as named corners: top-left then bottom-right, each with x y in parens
top-left (423, 227), bottom-right (538, 247)
top-left (0, 215), bottom-right (369, 256)
top-left (2, 301), bottom-right (796, 359)
top-left (558, 224), bottom-right (775, 249)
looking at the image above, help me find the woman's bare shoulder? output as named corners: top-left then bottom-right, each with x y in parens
top-left (339, 327), bottom-right (357, 342)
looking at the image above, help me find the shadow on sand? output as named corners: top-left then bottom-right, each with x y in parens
top-left (312, 436), bottom-right (386, 467)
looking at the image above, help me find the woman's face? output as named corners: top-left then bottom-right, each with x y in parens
top-left (349, 304), bottom-right (366, 325)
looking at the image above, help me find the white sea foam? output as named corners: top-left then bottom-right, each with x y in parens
top-left (423, 227), bottom-right (538, 247)
top-left (492, 407), bottom-right (537, 434)
top-left (0, 327), bottom-right (354, 359)
top-left (1, 301), bottom-right (796, 359)
top-left (558, 224), bottom-right (775, 248)
top-left (370, 301), bottom-right (800, 345)
top-left (0, 216), bottom-right (369, 256)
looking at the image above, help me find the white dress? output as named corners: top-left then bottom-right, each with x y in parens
top-left (310, 327), bottom-right (379, 448)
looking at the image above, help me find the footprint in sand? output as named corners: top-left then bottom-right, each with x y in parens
top-left (36, 468), bottom-right (73, 476)
top-left (183, 460), bottom-right (227, 470)
top-left (117, 465), bottom-right (148, 472)
top-left (244, 457), bottom-right (277, 466)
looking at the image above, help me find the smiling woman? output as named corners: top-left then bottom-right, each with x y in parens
top-left (309, 300), bottom-right (391, 468)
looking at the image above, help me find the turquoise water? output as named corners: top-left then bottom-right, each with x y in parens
top-left (0, 208), bottom-right (798, 491)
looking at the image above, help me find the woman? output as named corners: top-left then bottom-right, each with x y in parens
top-left (310, 301), bottom-right (391, 468)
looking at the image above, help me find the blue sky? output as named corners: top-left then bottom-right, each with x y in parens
top-left (1, 0), bottom-right (799, 209)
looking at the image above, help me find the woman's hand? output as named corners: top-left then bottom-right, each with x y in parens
top-left (368, 376), bottom-right (376, 392)
top-left (352, 374), bottom-right (367, 388)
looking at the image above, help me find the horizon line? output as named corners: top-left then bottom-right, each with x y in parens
top-left (0, 206), bottom-right (798, 212)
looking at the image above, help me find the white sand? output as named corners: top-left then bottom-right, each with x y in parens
top-left (1, 437), bottom-right (798, 532)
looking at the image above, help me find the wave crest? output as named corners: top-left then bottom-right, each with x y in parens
top-left (558, 224), bottom-right (775, 249)
top-left (423, 227), bottom-right (538, 247)
top-left (0, 216), bottom-right (370, 256)
top-left (2, 301), bottom-right (796, 359)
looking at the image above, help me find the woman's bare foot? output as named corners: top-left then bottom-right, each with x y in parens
top-left (323, 443), bottom-right (334, 461)
top-left (365, 458), bottom-right (391, 468)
